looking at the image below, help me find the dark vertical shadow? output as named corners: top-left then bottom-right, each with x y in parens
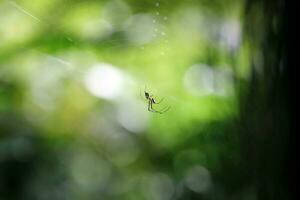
top-left (239, 0), bottom-right (291, 199)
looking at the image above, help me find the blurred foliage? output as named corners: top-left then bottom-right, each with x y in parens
top-left (0, 0), bottom-right (289, 200)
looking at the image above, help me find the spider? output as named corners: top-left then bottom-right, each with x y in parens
top-left (141, 87), bottom-right (171, 114)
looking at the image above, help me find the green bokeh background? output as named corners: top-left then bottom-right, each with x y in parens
top-left (0, 0), bottom-right (289, 200)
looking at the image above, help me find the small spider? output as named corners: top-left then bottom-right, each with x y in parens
top-left (142, 87), bottom-right (170, 114)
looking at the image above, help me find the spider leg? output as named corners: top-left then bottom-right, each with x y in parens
top-left (150, 104), bottom-right (171, 114)
top-left (148, 99), bottom-right (159, 113)
top-left (151, 108), bottom-right (161, 114)
top-left (154, 97), bottom-right (164, 104)
top-left (148, 100), bottom-right (152, 111)
top-left (150, 99), bottom-right (156, 112)
top-left (156, 105), bottom-right (171, 114)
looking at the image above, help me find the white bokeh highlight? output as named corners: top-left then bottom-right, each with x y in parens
top-left (185, 165), bottom-right (212, 193)
top-left (84, 63), bottom-right (124, 100)
top-left (116, 98), bottom-right (149, 133)
top-left (183, 64), bottom-right (234, 97)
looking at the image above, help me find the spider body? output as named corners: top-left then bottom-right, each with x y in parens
top-left (151, 98), bottom-right (156, 104)
top-left (145, 92), bottom-right (150, 99)
top-left (143, 89), bottom-right (170, 114)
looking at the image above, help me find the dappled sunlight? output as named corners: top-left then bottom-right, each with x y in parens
top-left (183, 64), bottom-right (234, 97)
top-left (84, 63), bottom-right (125, 100)
top-left (220, 20), bottom-right (241, 51)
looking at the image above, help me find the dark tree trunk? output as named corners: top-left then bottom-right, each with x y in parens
top-left (240, 0), bottom-right (292, 199)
